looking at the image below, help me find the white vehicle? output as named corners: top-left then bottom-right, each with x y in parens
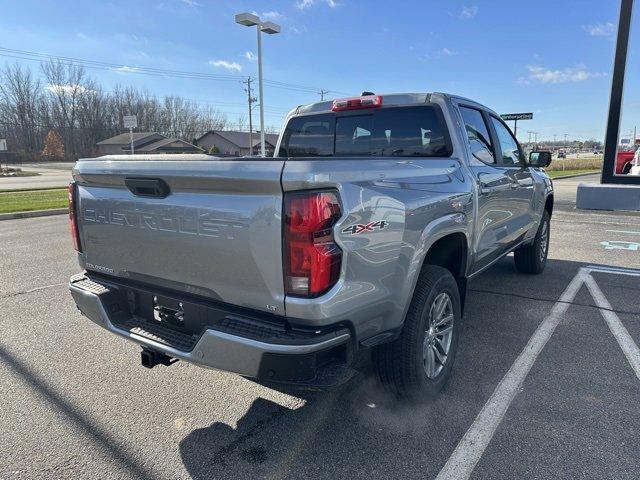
top-left (630, 148), bottom-right (640, 175)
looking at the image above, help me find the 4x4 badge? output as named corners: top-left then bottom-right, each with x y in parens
top-left (341, 221), bottom-right (388, 235)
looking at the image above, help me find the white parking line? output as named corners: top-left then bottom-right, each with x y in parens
top-left (585, 276), bottom-right (640, 381)
top-left (586, 265), bottom-right (640, 277)
top-left (435, 268), bottom-right (589, 480)
top-left (437, 264), bottom-right (640, 479)
top-left (605, 230), bottom-right (640, 236)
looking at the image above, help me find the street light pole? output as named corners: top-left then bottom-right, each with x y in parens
top-left (235, 12), bottom-right (280, 157)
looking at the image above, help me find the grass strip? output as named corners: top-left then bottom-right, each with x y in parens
top-left (0, 188), bottom-right (68, 214)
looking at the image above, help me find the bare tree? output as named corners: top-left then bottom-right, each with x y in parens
top-left (0, 61), bottom-right (243, 160)
top-left (41, 60), bottom-right (88, 158)
top-left (235, 114), bottom-right (247, 131)
top-left (0, 63), bottom-right (43, 154)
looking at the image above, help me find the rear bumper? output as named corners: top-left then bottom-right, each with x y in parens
top-left (69, 273), bottom-right (351, 381)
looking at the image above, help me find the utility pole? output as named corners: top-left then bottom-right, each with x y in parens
top-left (553, 134), bottom-right (557, 152)
top-left (243, 77), bottom-right (257, 155)
top-left (527, 131), bottom-right (533, 147)
top-left (319, 89), bottom-right (329, 101)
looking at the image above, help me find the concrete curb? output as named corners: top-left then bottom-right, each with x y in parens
top-left (549, 171), bottom-right (600, 180)
top-left (0, 208), bottom-right (67, 221)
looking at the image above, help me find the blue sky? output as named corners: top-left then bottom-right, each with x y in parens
top-left (1, 0), bottom-right (637, 141)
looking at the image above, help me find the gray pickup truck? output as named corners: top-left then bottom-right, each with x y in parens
top-left (68, 92), bottom-right (553, 398)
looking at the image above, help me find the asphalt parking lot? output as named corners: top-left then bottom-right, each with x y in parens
top-left (1, 174), bottom-right (639, 479)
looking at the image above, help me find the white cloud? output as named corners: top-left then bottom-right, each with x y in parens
top-left (111, 65), bottom-right (140, 74)
top-left (459, 6), bottom-right (478, 19)
top-left (244, 51), bottom-right (257, 62)
top-left (296, 0), bottom-right (314, 9)
top-left (419, 47), bottom-right (458, 61)
top-left (261, 11), bottom-right (283, 20)
top-left (289, 25), bottom-right (307, 34)
top-left (181, 0), bottom-right (200, 6)
top-left (251, 10), bottom-right (284, 20)
top-left (296, 0), bottom-right (338, 10)
top-left (518, 65), bottom-right (604, 85)
top-left (582, 22), bottom-right (616, 36)
top-left (209, 60), bottom-right (242, 72)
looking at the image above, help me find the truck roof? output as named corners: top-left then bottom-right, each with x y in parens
top-left (290, 92), bottom-right (496, 118)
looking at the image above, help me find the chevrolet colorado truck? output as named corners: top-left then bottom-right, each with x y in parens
top-left (68, 92), bottom-right (554, 398)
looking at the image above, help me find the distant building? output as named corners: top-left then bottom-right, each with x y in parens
top-left (96, 132), bottom-right (203, 156)
top-left (196, 130), bottom-right (279, 156)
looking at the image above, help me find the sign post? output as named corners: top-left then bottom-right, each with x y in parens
top-left (123, 115), bottom-right (138, 155)
top-left (500, 112), bottom-right (533, 137)
top-left (0, 139), bottom-right (6, 171)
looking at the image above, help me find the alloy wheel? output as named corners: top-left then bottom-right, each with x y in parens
top-left (422, 292), bottom-right (455, 379)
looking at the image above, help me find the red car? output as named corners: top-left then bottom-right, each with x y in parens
top-left (616, 151), bottom-right (635, 174)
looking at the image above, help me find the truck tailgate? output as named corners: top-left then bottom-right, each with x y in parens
top-left (73, 158), bottom-right (286, 315)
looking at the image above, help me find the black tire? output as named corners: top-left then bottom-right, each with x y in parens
top-left (514, 210), bottom-right (550, 274)
top-left (372, 265), bottom-right (462, 400)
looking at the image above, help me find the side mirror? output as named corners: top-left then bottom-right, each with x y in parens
top-left (529, 151), bottom-right (552, 168)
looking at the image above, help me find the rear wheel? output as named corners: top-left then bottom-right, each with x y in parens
top-left (373, 265), bottom-right (461, 400)
top-left (514, 210), bottom-right (550, 274)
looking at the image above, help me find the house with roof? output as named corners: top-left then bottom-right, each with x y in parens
top-left (96, 132), bottom-right (203, 156)
top-left (196, 130), bottom-right (279, 157)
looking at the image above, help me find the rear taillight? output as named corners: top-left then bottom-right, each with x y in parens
top-left (68, 182), bottom-right (82, 252)
top-left (284, 191), bottom-right (342, 297)
top-left (331, 95), bottom-right (382, 112)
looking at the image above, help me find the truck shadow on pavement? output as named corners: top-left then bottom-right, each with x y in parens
top-left (0, 344), bottom-right (158, 480)
top-left (178, 257), bottom-right (632, 479)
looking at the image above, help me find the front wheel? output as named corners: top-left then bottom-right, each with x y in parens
top-left (514, 210), bottom-right (550, 274)
top-left (373, 265), bottom-right (462, 400)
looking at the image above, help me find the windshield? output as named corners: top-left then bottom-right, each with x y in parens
top-left (279, 105), bottom-right (452, 158)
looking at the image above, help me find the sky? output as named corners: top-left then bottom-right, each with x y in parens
top-left (0, 0), bottom-right (637, 142)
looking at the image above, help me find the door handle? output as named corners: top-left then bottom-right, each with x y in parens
top-left (124, 177), bottom-right (170, 198)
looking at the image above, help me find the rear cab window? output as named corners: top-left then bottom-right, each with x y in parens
top-left (279, 105), bottom-right (452, 158)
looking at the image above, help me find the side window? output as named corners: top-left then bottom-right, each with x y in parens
top-left (459, 106), bottom-right (494, 164)
top-left (490, 117), bottom-right (521, 166)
